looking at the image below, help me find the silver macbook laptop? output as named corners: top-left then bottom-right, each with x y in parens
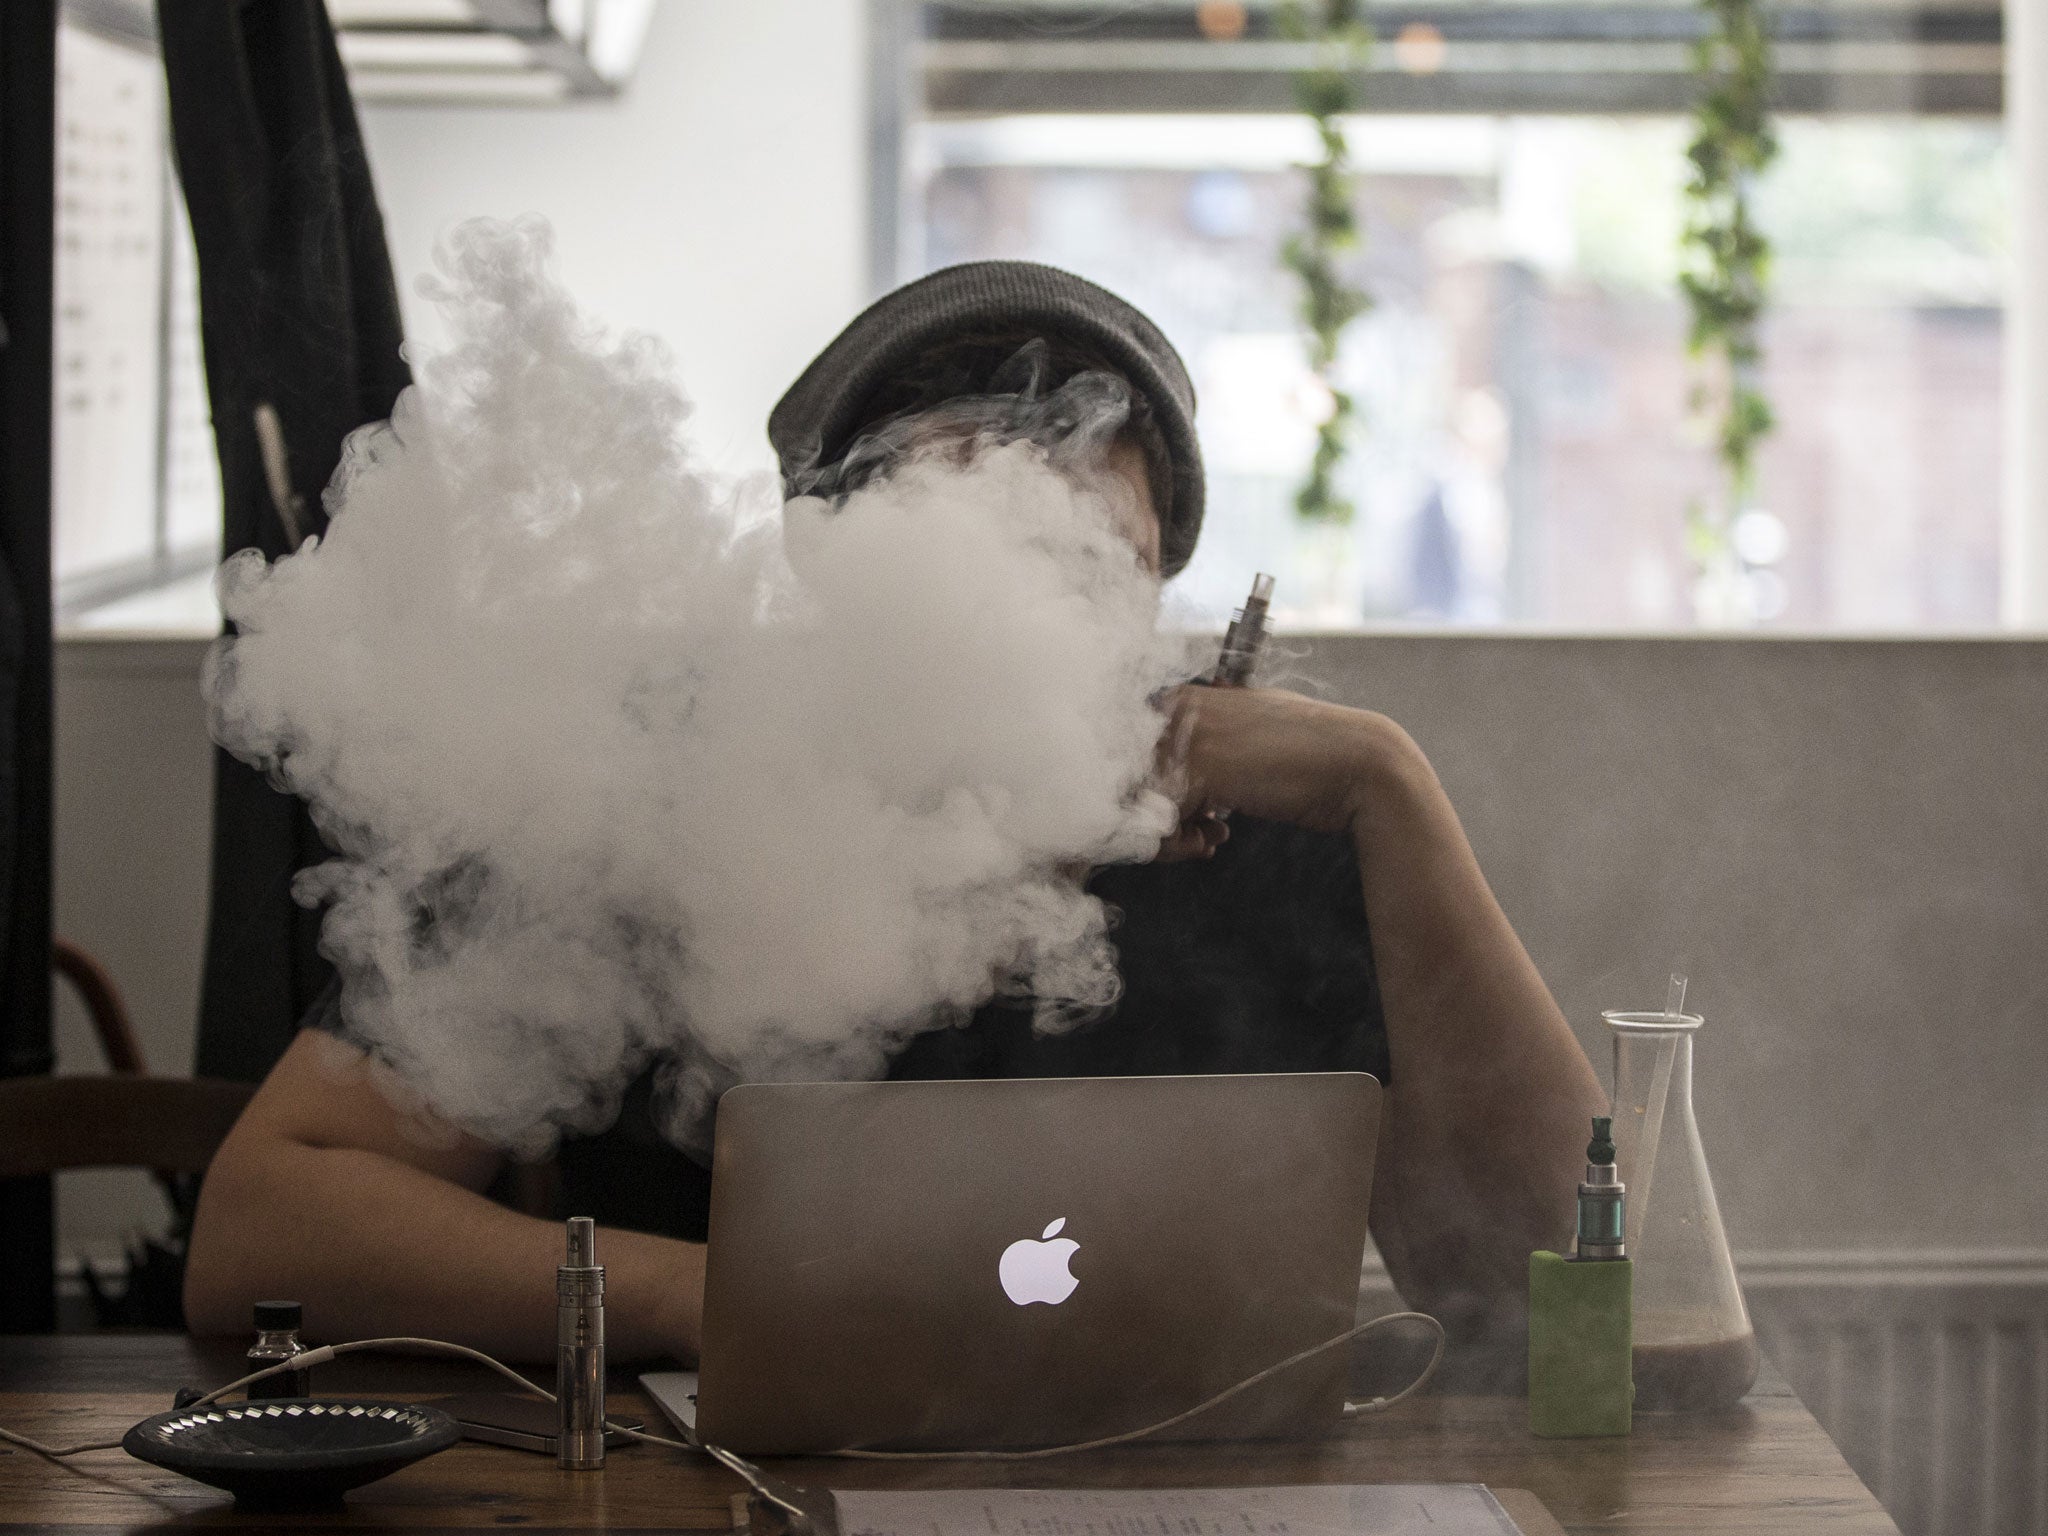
top-left (649, 1072), bottom-right (1380, 1455)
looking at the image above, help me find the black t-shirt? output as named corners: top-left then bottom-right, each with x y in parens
top-left (306, 815), bottom-right (1387, 1243)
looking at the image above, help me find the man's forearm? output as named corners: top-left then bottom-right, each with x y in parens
top-left (186, 1138), bottom-right (704, 1363)
top-left (1345, 718), bottom-right (1606, 1327)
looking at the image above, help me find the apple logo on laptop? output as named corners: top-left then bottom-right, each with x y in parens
top-left (999, 1218), bottom-right (1080, 1306)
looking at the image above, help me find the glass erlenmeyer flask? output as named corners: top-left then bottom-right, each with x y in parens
top-left (1602, 1008), bottom-right (1758, 1411)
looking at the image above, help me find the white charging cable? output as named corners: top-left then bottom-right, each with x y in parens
top-left (2, 1310), bottom-right (1444, 1518)
top-left (829, 1310), bottom-right (1446, 1461)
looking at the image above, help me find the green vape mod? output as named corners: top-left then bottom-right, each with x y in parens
top-left (1529, 1116), bottom-right (1633, 1437)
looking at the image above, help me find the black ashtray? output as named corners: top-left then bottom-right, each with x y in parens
top-left (122, 1398), bottom-right (460, 1508)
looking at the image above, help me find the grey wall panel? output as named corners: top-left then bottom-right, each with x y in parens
top-left (1291, 634), bottom-right (2048, 1256)
top-left (50, 632), bottom-right (2048, 1263)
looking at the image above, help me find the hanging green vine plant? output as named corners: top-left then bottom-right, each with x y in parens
top-left (1278, 0), bottom-right (1373, 524)
top-left (1679, 0), bottom-right (1779, 572)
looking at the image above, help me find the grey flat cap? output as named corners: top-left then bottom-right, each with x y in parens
top-left (768, 261), bottom-right (1204, 577)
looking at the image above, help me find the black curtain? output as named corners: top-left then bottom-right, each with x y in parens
top-left (158, 0), bottom-right (411, 1083)
top-left (0, 0), bottom-right (58, 1334)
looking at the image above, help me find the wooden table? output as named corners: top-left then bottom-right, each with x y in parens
top-left (0, 1335), bottom-right (1898, 1534)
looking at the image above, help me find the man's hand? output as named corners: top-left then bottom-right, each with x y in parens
top-left (1153, 807), bottom-right (1230, 862)
top-left (1150, 678), bottom-right (1605, 1356)
top-left (1153, 685), bottom-right (1404, 852)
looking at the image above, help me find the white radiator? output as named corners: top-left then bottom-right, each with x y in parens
top-left (1747, 1251), bottom-right (2048, 1536)
top-left (1359, 1250), bottom-right (2048, 1536)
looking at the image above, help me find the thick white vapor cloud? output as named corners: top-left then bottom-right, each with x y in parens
top-left (205, 218), bottom-right (1189, 1155)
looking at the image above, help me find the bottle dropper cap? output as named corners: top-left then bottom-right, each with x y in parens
top-left (253, 1300), bottom-right (301, 1331)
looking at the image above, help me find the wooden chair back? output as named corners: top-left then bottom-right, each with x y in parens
top-left (51, 937), bottom-right (147, 1074)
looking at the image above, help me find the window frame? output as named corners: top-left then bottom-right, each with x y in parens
top-left (869, 0), bottom-right (2026, 631)
top-left (51, 0), bottom-right (218, 624)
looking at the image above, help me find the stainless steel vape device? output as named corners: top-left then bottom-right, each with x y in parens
top-left (1211, 572), bottom-right (1275, 687)
top-left (556, 1216), bottom-right (606, 1470)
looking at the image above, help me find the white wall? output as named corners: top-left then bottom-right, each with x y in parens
top-left (358, 0), bottom-right (871, 478)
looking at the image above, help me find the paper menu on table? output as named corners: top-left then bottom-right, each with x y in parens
top-left (828, 1483), bottom-right (1526, 1536)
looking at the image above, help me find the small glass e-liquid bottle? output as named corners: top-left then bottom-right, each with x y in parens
top-left (246, 1300), bottom-right (312, 1398)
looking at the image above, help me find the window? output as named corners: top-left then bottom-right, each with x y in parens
top-left (52, 6), bottom-right (220, 630)
top-left (887, 2), bottom-right (2008, 630)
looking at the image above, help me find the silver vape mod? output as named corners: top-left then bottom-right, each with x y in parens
top-left (556, 1216), bottom-right (606, 1469)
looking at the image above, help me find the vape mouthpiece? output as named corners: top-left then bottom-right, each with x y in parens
top-left (1574, 1115), bottom-right (1627, 1261)
top-left (566, 1215), bottom-right (596, 1268)
top-left (1212, 572), bottom-right (1276, 687)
